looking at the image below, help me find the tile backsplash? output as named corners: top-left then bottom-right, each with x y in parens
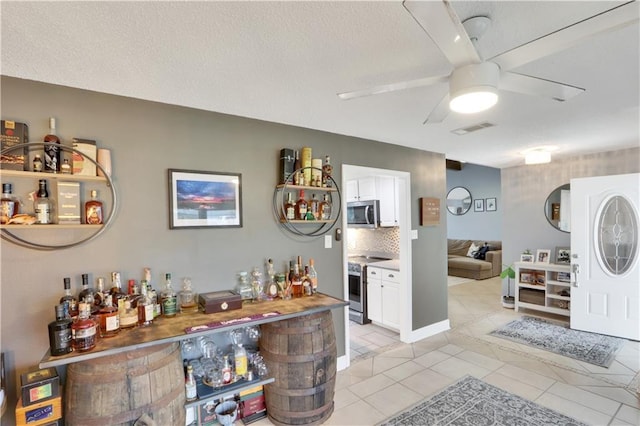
top-left (347, 227), bottom-right (400, 258)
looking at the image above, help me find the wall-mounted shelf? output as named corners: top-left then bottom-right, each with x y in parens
top-left (1, 142), bottom-right (117, 250)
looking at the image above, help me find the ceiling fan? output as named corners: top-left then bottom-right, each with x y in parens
top-left (338, 0), bottom-right (639, 124)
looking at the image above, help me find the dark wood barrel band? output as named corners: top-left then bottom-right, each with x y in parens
top-left (266, 379), bottom-right (333, 397)
top-left (261, 343), bottom-right (336, 363)
top-left (65, 381), bottom-right (183, 425)
top-left (268, 400), bottom-right (334, 419)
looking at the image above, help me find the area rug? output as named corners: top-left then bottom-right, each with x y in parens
top-left (379, 375), bottom-right (586, 426)
top-left (489, 316), bottom-right (625, 368)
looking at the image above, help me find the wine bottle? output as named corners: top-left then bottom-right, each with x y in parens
top-left (43, 117), bottom-right (61, 173)
top-left (34, 179), bottom-right (53, 224)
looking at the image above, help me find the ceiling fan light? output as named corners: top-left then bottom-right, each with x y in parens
top-left (449, 62), bottom-right (500, 114)
top-left (525, 150), bottom-right (551, 165)
top-left (449, 88), bottom-right (498, 113)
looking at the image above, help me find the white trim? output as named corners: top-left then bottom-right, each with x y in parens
top-left (405, 319), bottom-right (451, 343)
top-left (337, 354), bottom-right (349, 372)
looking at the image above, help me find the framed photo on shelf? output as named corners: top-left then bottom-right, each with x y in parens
top-left (520, 272), bottom-right (535, 284)
top-left (555, 247), bottom-right (571, 264)
top-left (474, 198), bottom-right (484, 212)
top-left (486, 197), bottom-right (497, 211)
top-left (536, 249), bottom-right (551, 263)
top-left (168, 169), bottom-right (242, 229)
top-left (520, 253), bottom-right (534, 262)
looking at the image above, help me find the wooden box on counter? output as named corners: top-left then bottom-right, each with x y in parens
top-left (198, 290), bottom-right (243, 314)
top-left (15, 394), bottom-right (62, 426)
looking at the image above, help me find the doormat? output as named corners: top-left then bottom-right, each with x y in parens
top-left (489, 316), bottom-right (625, 368)
top-left (378, 375), bottom-right (587, 426)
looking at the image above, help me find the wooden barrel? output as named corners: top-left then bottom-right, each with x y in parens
top-left (260, 311), bottom-right (337, 425)
top-left (65, 342), bottom-right (185, 425)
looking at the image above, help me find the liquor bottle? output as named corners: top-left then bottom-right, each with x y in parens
top-left (119, 299), bottom-right (138, 329)
top-left (94, 277), bottom-right (107, 308)
top-left (322, 155), bottom-right (333, 187)
top-left (293, 150), bottom-right (302, 185)
top-left (98, 294), bottom-right (120, 338)
top-left (78, 273), bottom-right (99, 315)
top-left (144, 267), bottom-right (161, 318)
top-left (291, 263), bottom-right (303, 298)
top-left (303, 265), bottom-right (312, 296)
top-left (61, 158), bottom-right (72, 174)
top-left (222, 355), bottom-right (232, 385)
top-left (109, 271), bottom-right (126, 310)
top-left (284, 192), bottom-right (296, 221)
top-left (85, 190), bottom-right (103, 225)
top-left (48, 304), bottom-right (73, 356)
top-left (72, 302), bottom-right (97, 352)
top-left (160, 273), bottom-right (178, 318)
top-left (180, 277), bottom-right (199, 313)
top-left (235, 344), bottom-right (248, 378)
top-left (59, 277), bottom-right (78, 318)
top-left (295, 189), bottom-right (308, 220)
top-left (264, 259), bottom-right (278, 300)
top-left (34, 179), bottom-right (53, 224)
top-left (320, 194), bottom-right (332, 220)
top-left (301, 147), bottom-right (312, 186)
top-left (43, 117), bottom-right (61, 173)
top-left (309, 194), bottom-right (320, 220)
top-left (1, 183), bottom-right (19, 224)
top-left (137, 281), bottom-right (154, 326)
top-left (185, 364), bottom-right (197, 402)
top-left (33, 154), bottom-right (43, 172)
top-left (308, 259), bottom-right (318, 294)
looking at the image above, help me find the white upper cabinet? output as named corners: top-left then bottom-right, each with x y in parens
top-left (347, 176), bottom-right (399, 226)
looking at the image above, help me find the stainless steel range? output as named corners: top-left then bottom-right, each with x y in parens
top-left (348, 256), bottom-right (391, 324)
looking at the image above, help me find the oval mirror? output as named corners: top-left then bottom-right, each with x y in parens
top-left (446, 187), bottom-right (472, 215)
top-left (544, 184), bottom-right (570, 232)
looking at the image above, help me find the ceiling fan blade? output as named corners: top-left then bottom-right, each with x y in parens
top-left (492, 1), bottom-right (639, 71)
top-left (337, 74), bottom-right (448, 100)
top-left (403, 0), bottom-right (481, 68)
top-left (424, 93), bottom-right (450, 124)
top-left (500, 71), bottom-right (585, 102)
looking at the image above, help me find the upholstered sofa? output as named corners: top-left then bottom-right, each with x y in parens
top-left (448, 239), bottom-right (502, 280)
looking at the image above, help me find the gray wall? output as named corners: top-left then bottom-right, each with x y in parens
top-left (446, 162), bottom-right (502, 240)
top-left (0, 76), bottom-right (448, 422)
top-left (500, 147), bottom-right (640, 294)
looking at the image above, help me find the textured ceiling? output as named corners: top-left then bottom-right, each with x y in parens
top-left (1, 1), bottom-right (638, 168)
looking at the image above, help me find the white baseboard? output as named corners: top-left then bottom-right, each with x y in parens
top-left (337, 354), bottom-right (349, 371)
top-left (404, 319), bottom-right (450, 343)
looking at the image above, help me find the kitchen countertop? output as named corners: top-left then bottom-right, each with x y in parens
top-left (367, 259), bottom-right (400, 271)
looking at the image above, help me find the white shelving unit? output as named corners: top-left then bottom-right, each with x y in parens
top-left (514, 261), bottom-right (571, 317)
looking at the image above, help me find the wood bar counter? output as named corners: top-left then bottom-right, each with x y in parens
top-left (40, 293), bottom-right (348, 368)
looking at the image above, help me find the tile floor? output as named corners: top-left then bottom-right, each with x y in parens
top-left (255, 277), bottom-right (639, 426)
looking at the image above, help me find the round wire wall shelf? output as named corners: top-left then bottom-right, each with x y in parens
top-left (272, 167), bottom-right (341, 237)
top-left (0, 142), bottom-right (117, 250)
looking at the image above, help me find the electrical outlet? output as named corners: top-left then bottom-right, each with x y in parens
top-left (324, 235), bottom-right (332, 248)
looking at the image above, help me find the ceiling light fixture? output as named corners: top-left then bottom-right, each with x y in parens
top-left (524, 149), bottom-right (552, 165)
top-left (449, 62), bottom-right (499, 114)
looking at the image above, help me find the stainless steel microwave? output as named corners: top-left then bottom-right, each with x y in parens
top-left (347, 200), bottom-right (380, 228)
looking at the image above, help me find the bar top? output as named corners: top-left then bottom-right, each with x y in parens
top-left (40, 293), bottom-right (348, 368)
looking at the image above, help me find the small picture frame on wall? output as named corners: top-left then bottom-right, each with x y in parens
top-left (486, 198), bottom-right (497, 211)
top-left (536, 249), bottom-right (551, 264)
top-left (474, 199), bottom-right (484, 212)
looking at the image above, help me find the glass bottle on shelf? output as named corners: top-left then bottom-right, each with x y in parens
top-left (180, 277), bottom-right (199, 313)
top-left (264, 259), bottom-right (278, 300)
top-left (72, 302), bottom-right (97, 352)
top-left (94, 276), bottom-right (106, 307)
top-left (78, 273), bottom-right (99, 315)
top-left (293, 150), bottom-right (302, 186)
top-left (109, 271), bottom-right (126, 310)
top-left (98, 294), bottom-right (120, 338)
top-left (284, 192), bottom-right (296, 221)
top-left (309, 194), bottom-right (320, 220)
top-left (236, 271), bottom-right (252, 301)
top-left (291, 263), bottom-right (303, 298)
top-left (235, 343), bottom-right (248, 378)
top-left (185, 364), bottom-right (197, 402)
top-left (295, 189), bottom-right (308, 220)
top-left (48, 304), bottom-right (73, 356)
top-left (34, 179), bottom-right (53, 224)
top-left (144, 267), bottom-right (161, 318)
top-left (33, 154), bottom-right (43, 172)
top-left (137, 281), bottom-right (154, 326)
top-left (222, 355), bottom-right (232, 385)
top-left (85, 190), bottom-right (103, 225)
top-left (160, 273), bottom-right (178, 318)
top-left (322, 155), bottom-right (333, 187)
top-left (61, 158), bottom-right (72, 174)
top-left (250, 267), bottom-right (263, 302)
top-left (308, 258), bottom-right (318, 294)
top-left (43, 117), bottom-right (61, 173)
top-left (59, 277), bottom-right (78, 319)
top-left (320, 194), bottom-right (332, 220)
top-left (1, 183), bottom-right (19, 224)
top-left (119, 299), bottom-right (138, 329)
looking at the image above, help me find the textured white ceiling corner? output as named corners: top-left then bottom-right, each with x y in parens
top-left (1, 0), bottom-right (638, 168)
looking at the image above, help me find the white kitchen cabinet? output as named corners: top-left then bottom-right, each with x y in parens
top-left (367, 266), bottom-right (401, 331)
top-left (376, 176), bottom-right (399, 227)
top-left (346, 177), bottom-right (377, 202)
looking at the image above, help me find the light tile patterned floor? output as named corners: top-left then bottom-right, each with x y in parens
top-left (252, 277), bottom-right (640, 426)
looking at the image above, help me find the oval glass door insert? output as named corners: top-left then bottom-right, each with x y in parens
top-left (596, 195), bottom-right (638, 275)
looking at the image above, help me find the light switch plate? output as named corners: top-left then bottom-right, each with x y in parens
top-left (411, 229), bottom-right (418, 240)
top-left (324, 235), bottom-right (332, 248)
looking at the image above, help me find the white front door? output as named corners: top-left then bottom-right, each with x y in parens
top-left (570, 173), bottom-right (640, 340)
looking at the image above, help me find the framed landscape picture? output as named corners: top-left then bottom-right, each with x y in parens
top-left (168, 169), bottom-right (242, 229)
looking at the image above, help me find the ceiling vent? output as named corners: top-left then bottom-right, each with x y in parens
top-left (451, 121), bottom-right (495, 135)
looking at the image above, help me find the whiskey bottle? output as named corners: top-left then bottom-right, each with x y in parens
top-left (308, 258), bottom-right (318, 294)
top-left (303, 265), bottom-right (312, 296)
top-left (119, 299), bottom-right (138, 329)
top-left (34, 179), bottom-right (53, 224)
top-left (109, 271), bottom-right (126, 310)
top-left (98, 294), bottom-right (120, 338)
top-left (309, 194), bottom-right (320, 220)
top-left (48, 304), bottom-right (73, 356)
top-left (144, 267), bottom-right (161, 318)
top-left (320, 194), bottom-right (332, 220)
top-left (291, 263), bottom-right (303, 298)
top-left (322, 155), bottom-right (333, 187)
top-left (43, 117), bottom-right (61, 173)
top-left (61, 158), bottom-right (72, 174)
top-left (1, 183), bottom-right (19, 224)
top-left (33, 154), bottom-right (43, 172)
top-left (94, 277), bottom-right (106, 307)
top-left (137, 281), bottom-right (154, 326)
top-left (78, 273), bottom-right (99, 315)
top-left (59, 277), bottom-right (78, 318)
top-left (295, 189), bottom-right (308, 220)
top-left (160, 273), bottom-right (178, 318)
top-left (85, 190), bottom-right (103, 225)
top-left (72, 302), bottom-right (97, 352)
top-left (179, 277), bottom-right (198, 314)
top-left (284, 192), bottom-right (296, 221)
top-left (293, 150), bottom-right (302, 186)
